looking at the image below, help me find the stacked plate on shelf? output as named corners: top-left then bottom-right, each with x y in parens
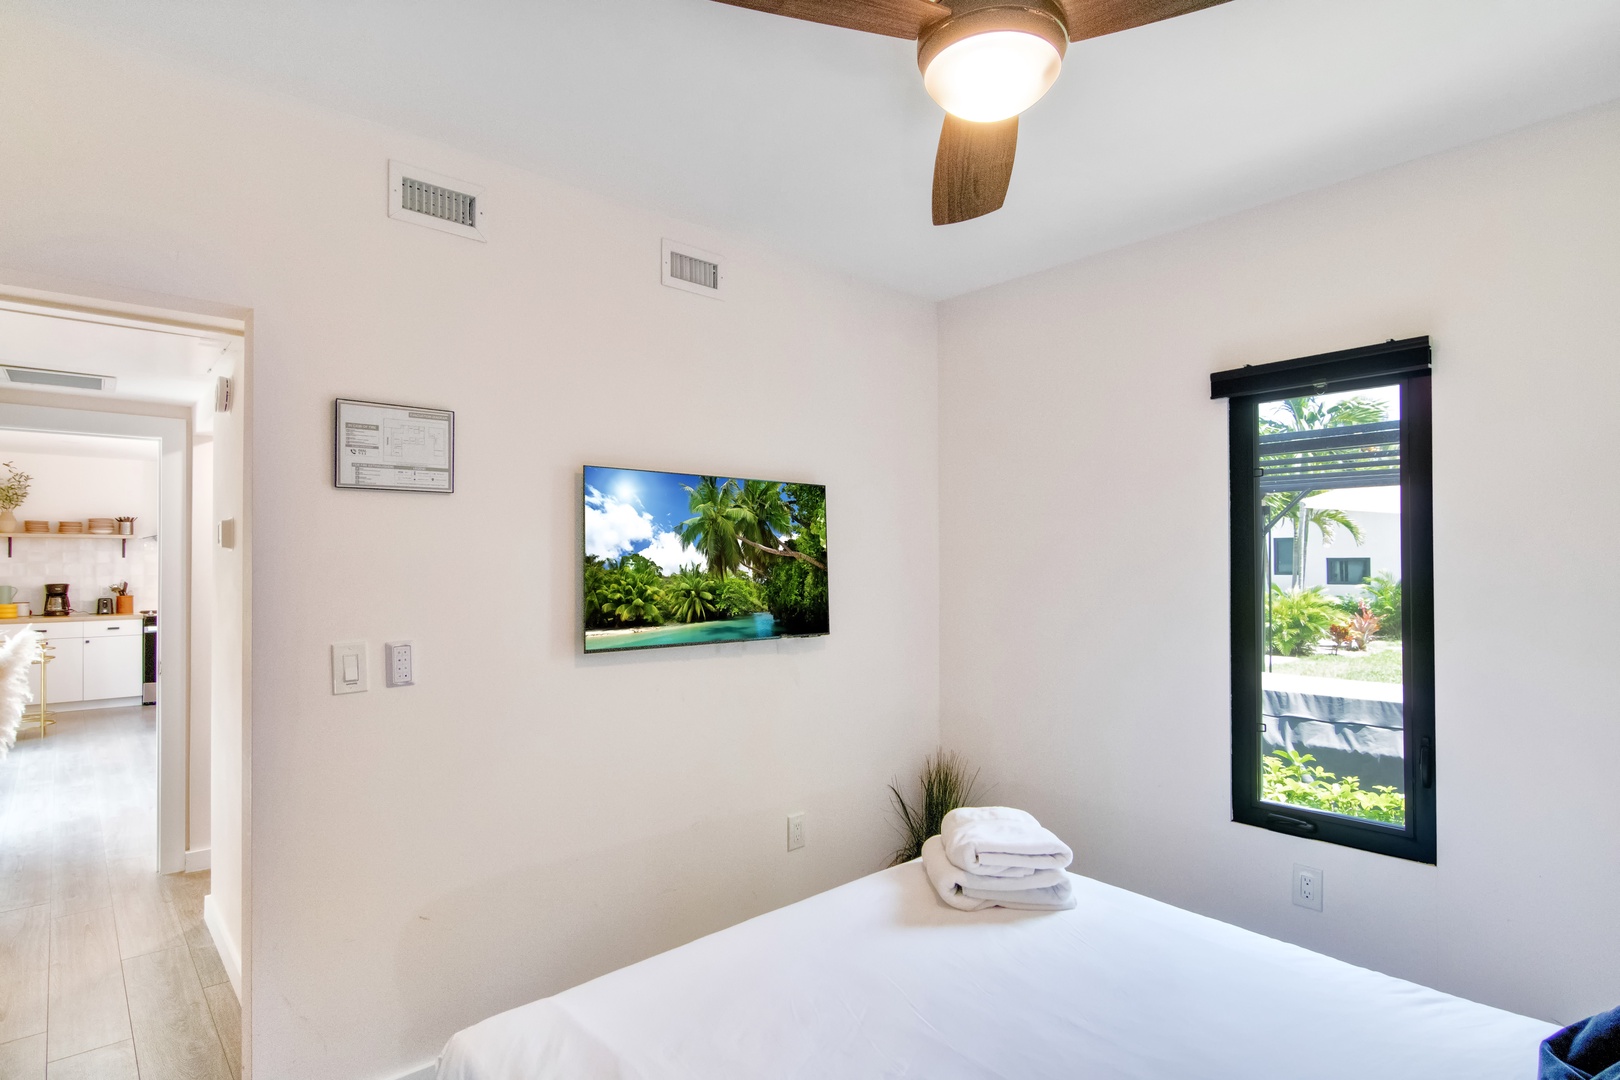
top-left (56, 520), bottom-right (84, 534)
top-left (23, 521), bottom-right (49, 532)
top-left (89, 518), bottom-right (117, 534)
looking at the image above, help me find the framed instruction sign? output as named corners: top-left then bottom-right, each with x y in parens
top-left (333, 398), bottom-right (455, 493)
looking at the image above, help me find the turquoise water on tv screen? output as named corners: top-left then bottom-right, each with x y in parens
top-left (585, 613), bottom-right (778, 652)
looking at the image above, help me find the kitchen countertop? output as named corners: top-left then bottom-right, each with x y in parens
top-left (0, 612), bottom-right (149, 625)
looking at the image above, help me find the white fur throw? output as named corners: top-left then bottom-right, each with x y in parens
top-left (0, 629), bottom-right (40, 758)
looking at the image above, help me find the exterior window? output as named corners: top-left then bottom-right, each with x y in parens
top-left (1213, 338), bottom-right (1435, 863)
top-left (1325, 557), bottom-right (1371, 585)
top-left (1273, 538), bottom-right (1294, 576)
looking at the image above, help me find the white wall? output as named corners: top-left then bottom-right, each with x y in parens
top-left (0, 11), bottom-right (940, 1080)
top-left (939, 102), bottom-right (1620, 1025)
top-left (207, 348), bottom-right (246, 1005)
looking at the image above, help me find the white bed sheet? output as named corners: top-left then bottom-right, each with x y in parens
top-left (438, 863), bottom-right (1553, 1080)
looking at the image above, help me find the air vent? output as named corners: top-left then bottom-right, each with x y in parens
top-left (388, 160), bottom-right (486, 242)
top-left (401, 177), bottom-right (476, 227)
top-left (2, 365), bottom-right (116, 392)
top-left (215, 376), bottom-right (233, 414)
top-left (662, 239), bottom-right (725, 299)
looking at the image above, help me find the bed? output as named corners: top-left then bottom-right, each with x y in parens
top-left (437, 862), bottom-right (1554, 1080)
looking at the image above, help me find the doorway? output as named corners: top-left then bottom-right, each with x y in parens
top-left (0, 284), bottom-right (249, 1077)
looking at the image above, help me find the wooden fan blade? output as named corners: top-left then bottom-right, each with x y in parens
top-left (1060, 0), bottom-right (1231, 41)
top-left (708, 0), bottom-right (951, 40)
top-left (932, 114), bottom-right (1017, 226)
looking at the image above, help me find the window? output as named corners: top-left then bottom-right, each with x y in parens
top-left (1325, 557), bottom-right (1371, 585)
top-left (1212, 338), bottom-right (1435, 863)
top-left (1273, 537), bottom-right (1294, 576)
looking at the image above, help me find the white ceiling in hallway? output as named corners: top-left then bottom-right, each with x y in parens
top-left (19, 0), bottom-right (1620, 298)
top-left (0, 303), bottom-right (233, 422)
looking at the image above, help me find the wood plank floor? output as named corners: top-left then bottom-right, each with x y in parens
top-left (0, 707), bottom-right (238, 1080)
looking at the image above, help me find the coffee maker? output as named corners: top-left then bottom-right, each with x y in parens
top-left (43, 583), bottom-right (70, 616)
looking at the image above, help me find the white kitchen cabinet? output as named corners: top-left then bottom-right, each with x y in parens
top-left (35, 634), bottom-right (84, 704)
top-left (8, 619), bottom-right (143, 705)
top-left (83, 633), bottom-right (142, 700)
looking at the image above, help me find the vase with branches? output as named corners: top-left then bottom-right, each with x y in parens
top-left (887, 751), bottom-right (982, 866)
top-left (0, 462), bottom-right (32, 534)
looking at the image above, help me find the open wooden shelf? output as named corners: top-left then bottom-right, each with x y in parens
top-left (3, 532), bottom-right (143, 557)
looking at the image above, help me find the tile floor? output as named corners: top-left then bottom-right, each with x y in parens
top-left (0, 705), bottom-right (238, 1079)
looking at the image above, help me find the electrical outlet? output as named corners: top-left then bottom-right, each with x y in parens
top-left (385, 641), bottom-right (413, 687)
top-left (786, 812), bottom-right (805, 852)
top-left (331, 643), bottom-right (367, 695)
top-left (1293, 863), bottom-right (1323, 911)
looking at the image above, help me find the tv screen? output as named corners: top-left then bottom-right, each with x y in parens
top-left (583, 465), bottom-right (828, 653)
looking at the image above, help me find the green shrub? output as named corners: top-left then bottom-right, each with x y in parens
top-left (1268, 586), bottom-right (1340, 657)
top-left (1364, 572), bottom-right (1403, 640)
top-left (1262, 750), bottom-right (1404, 824)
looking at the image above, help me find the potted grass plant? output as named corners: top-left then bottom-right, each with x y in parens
top-left (0, 462), bottom-right (32, 535)
top-left (887, 751), bottom-right (982, 866)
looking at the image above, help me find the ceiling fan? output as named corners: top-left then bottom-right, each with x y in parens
top-left (710, 0), bottom-right (1231, 224)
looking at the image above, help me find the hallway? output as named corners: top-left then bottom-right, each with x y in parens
top-left (0, 705), bottom-right (238, 1079)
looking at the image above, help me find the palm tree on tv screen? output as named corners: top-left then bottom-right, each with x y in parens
top-left (735, 479), bottom-right (791, 574)
top-left (679, 476), bottom-right (746, 580)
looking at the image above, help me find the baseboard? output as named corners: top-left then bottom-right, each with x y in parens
top-left (184, 847), bottom-right (210, 872)
top-left (386, 1063), bottom-right (436, 1080)
top-left (202, 893), bottom-right (243, 999)
top-left (38, 696), bottom-right (142, 713)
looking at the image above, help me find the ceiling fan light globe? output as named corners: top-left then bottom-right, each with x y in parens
top-left (922, 30), bottom-right (1062, 123)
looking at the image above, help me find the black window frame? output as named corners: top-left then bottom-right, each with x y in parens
top-left (1272, 537), bottom-right (1294, 576)
top-left (1325, 557), bottom-right (1372, 586)
top-left (1213, 337), bottom-right (1436, 864)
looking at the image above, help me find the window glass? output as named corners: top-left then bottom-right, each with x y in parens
top-left (1325, 558), bottom-right (1372, 585)
top-left (1258, 387), bottom-right (1404, 827)
top-left (1273, 537), bottom-right (1294, 576)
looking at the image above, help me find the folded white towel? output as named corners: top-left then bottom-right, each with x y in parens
top-left (941, 806), bottom-right (1073, 873)
top-left (921, 835), bottom-right (1076, 912)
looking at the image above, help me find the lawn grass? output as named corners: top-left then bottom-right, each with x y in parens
top-left (1269, 643), bottom-right (1403, 683)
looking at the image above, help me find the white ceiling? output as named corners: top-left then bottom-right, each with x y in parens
top-left (23, 0), bottom-right (1620, 298)
top-left (0, 303), bottom-right (233, 424)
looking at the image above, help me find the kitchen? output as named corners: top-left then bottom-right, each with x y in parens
top-left (0, 431), bottom-right (160, 721)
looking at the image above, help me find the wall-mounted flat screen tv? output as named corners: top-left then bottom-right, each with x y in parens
top-left (583, 465), bottom-right (828, 654)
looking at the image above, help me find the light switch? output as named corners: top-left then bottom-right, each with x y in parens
top-left (331, 642), bottom-right (367, 695)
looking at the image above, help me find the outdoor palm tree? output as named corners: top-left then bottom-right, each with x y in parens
top-left (734, 479), bottom-right (792, 575)
top-left (679, 476), bottom-right (746, 580)
top-left (1262, 394), bottom-right (1385, 590)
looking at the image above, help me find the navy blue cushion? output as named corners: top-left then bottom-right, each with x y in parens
top-left (1542, 1006), bottom-right (1620, 1080)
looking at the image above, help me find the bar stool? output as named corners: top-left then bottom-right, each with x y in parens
top-left (29, 638), bottom-right (56, 739)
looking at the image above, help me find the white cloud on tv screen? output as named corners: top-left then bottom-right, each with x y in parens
top-left (585, 486), bottom-right (653, 559)
top-left (638, 530), bottom-right (698, 574)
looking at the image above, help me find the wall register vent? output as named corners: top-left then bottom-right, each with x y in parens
top-left (662, 239), bottom-right (725, 299)
top-left (1, 365), bottom-right (116, 392)
top-left (388, 160), bottom-right (486, 242)
top-left (215, 376), bottom-right (233, 414)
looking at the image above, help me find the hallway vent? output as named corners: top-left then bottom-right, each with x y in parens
top-left (215, 376), bottom-right (232, 414)
top-left (662, 239), bottom-right (725, 299)
top-left (2, 365), bottom-right (116, 392)
top-left (388, 160), bottom-right (486, 242)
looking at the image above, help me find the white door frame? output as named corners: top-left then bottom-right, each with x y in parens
top-left (0, 402), bottom-right (190, 871)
